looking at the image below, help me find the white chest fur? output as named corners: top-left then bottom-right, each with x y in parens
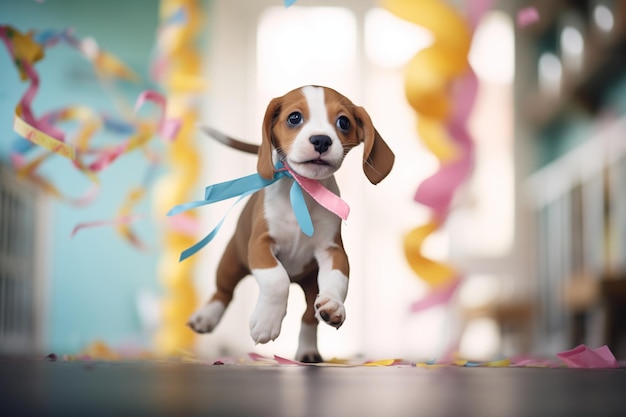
top-left (263, 176), bottom-right (342, 277)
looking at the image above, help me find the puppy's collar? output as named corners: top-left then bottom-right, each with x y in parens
top-left (167, 161), bottom-right (349, 261)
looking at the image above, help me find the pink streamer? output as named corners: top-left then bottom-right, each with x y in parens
top-left (79, 142), bottom-right (129, 173)
top-left (70, 214), bottom-right (146, 238)
top-left (167, 213), bottom-right (201, 236)
top-left (517, 7), bottom-right (540, 28)
top-left (0, 27), bottom-right (66, 143)
top-left (133, 90), bottom-right (181, 141)
top-left (414, 125), bottom-right (474, 219)
top-left (409, 277), bottom-right (462, 312)
top-left (70, 184), bottom-right (100, 207)
top-left (467, 0), bottom-right (493, 30)
top-left (449, 70), bottom-right (480, 123)
top-left (414, 69), bottom-right (477, 220)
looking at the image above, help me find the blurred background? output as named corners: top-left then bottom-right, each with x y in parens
top-left (1, 0), bottom-right (625, 361)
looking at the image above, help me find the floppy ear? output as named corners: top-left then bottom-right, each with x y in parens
top-left (353, 106), bottom-right (395, 185)
top-left (258, 97), bottom-right (282, 179)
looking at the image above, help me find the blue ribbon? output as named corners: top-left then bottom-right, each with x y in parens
top-left (167, 162), bottom-right (313, 261)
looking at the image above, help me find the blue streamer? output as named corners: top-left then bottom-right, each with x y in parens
top-left (204, 172), bottom-right (285, 202)
top-left (290, 180), bottom-right (313, 236)
top-left (178, 194), bottom-right (250, 262)
top-left (168, 162), bottom-right (316, 261)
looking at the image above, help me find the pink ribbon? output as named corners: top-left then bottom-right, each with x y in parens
top-left (282, 162), bottom-right (350, 221)
top-left (133, 90), bottom-right (181, 141)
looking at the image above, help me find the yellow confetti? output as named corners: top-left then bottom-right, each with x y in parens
top-left (364, 359), bottom-right (398, 367)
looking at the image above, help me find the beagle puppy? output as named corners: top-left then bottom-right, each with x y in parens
top-left (188, 85), bottom-right (394, 362)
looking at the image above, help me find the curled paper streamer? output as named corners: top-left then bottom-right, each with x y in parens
top-left (133, 90), bottom-right (182, 141)
top-left (152, 0), bottom-right (205, 356)
top-left (383, 0), bottom-right (482, 310)
top-left (409, 275), bottom-right (461, 312)
top-left (71, 214), bottom-right (146, 238)
top-left (1, 24), bottom-right (179, 247)
top-left (116, 187), bottom-right (151, 251)
top-left (403, 220), bottom-right (457, 286)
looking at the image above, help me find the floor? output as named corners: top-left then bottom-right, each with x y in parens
top-left (2, 358), bottom-right (626, 417)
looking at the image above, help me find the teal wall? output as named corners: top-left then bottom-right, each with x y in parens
top-left (532, 27), bottom-right (626, 167)
top-left (1, 0), bottom-right (162, 354)
top-left (535, 75), bottom-right (626, 168)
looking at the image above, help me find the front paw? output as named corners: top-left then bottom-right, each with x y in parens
top-left (249, 302), bottom-right (286, 344)
top-left (315, 295), bottom-right (346, 328)
top-left (187, 301), bottom-right (225, 334)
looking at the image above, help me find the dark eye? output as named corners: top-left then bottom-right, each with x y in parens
top-left (336, 115), bottom-right (350, 133)
top-left (287, 112), bottom-right (303, 127)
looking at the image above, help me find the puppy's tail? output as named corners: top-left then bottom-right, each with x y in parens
top-left (200, 125), bottom-right (260, 154)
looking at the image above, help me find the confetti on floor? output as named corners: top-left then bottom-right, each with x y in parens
top-left (43, 340), bottom-right (624, 369)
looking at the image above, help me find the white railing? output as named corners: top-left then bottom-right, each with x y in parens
top-left (0, 164), bottom-right (44, 354)
top-left (525, 116), bottom-right (626, 349)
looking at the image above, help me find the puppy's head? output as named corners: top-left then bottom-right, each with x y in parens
top-left (258, 85), bottom-right (394, 184)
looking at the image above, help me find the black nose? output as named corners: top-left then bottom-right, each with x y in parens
top-left (309, 135), bottom-right (332, 154)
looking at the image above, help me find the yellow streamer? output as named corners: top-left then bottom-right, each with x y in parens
top-left (383, 0), bottom-right (471, 56)
top-left (4, 25), bottom-right (45, 80)
top-left (382, 0), bottom-right (472, 292)
top-left (403, 220), bottom-right (457, 288)
top-left (416, 117), bottom-right (460, 163)
top-left (153, 0), bottom-right (204, 356)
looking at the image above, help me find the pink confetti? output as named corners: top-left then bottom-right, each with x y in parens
top-left (517, 7), bottom-right (540, 27)
top-left (557, 344), bottom-right (619, 368)
top-left (274, 355), bottom-right (307, 365)
top-left (248, 352), bottom-right (274, 362)
top-left (511, 358), bottom-right (561, 368)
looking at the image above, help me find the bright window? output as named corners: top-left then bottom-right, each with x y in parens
top-left (257, 6), bottom-right (357, 101)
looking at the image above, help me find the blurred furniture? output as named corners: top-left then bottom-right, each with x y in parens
top-left (526, 117), bottom-right (626, 354)
top-left (562, 273), bottom-right (626, 357)
top-left (521, 0), bottom-right (626, 355)
top-left (462, 298), bottom-right (534, 356)
top-left (600, 275), bottom-right (626, 356)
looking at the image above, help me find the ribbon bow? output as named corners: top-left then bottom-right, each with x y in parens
top-left (167, 162), bottom-right (350, 261)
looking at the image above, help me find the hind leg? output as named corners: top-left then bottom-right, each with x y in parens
top-left (187, 238), bottom-right (249, 333)
top-left (295, 272), bottom-right (322, 363)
